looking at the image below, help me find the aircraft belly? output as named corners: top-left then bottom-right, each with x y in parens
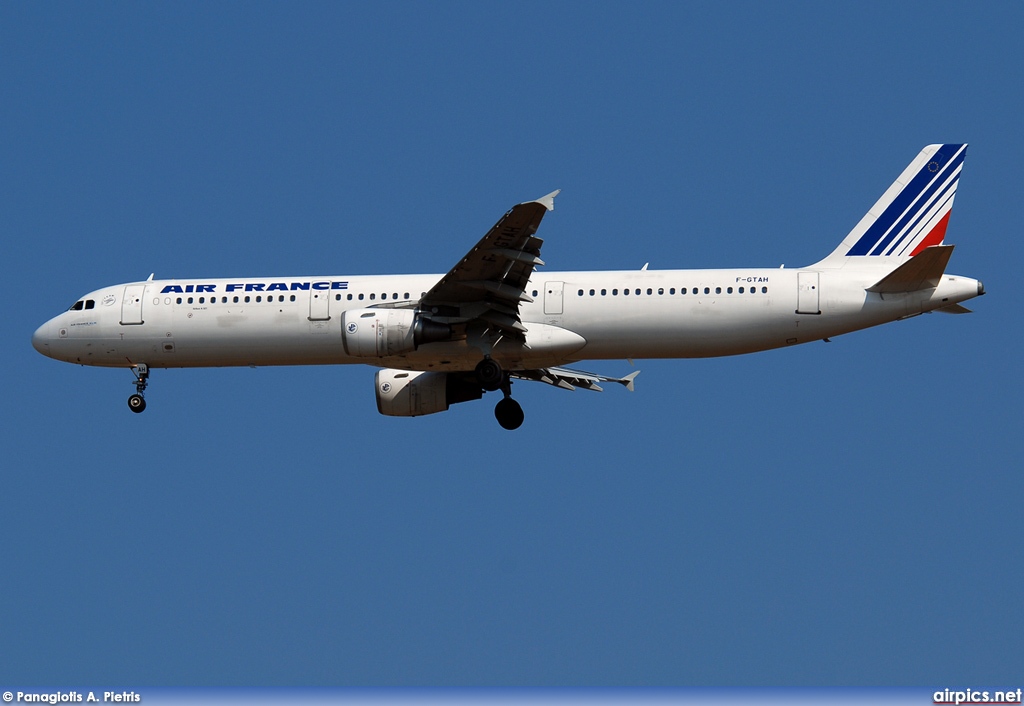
top-left (565, 297), bottom-right (793, 358)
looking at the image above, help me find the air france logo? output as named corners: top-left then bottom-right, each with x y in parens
top-left (347, 323), bottom-right (358, 334)
top-left (380, 382), bottom-right (392, 394)
top-left (102, 294), bottom-right (116, 306)
top-left (160, 281), bottom-right (349, 294)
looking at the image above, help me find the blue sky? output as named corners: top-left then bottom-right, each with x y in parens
top-left (2, 1), bottom-right (1021, 686)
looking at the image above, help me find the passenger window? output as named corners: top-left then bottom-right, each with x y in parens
top-left (404, 293), bottom-right (410, 299)
top-left (188, 297), bottom-right (194, 304)
top-left (578, 289), bottom-right (583, 296)
top-left (358, 294), bottom-right (364, 300)
top-left (658, 288), bottom-right (664, 295)
top-left (715, 287), bottom-right (721, 294)
top-left (589, 289), bottom-right (595, 296)
top-left (762, 286), bottom-right (768, 293)
top-left (692, 288), bottom-right (698, 295)
top-left (601, 289), bottom-right (606, 296)
top-left (739, 287), bottom-right (744, 294)
top-left (370, 293), bottom-right (376, 300)
top-left (233, 296), bottom-right (239, 303)
top-left (727, 287), bottom-right (733, 294)
top-left (347, 294), bottom-right (353, 300)
top-left (244, 296), bottom-right (250, 303)
top-left (703, 287), bottom-right (709, 294)
top-left (177, 297), bottom-right (183, 304)
top-left (647, 288), bottom-right (653, 295)
top-left (256, 296), bottom-right (262, 302)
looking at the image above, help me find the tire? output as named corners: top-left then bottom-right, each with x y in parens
top-left (128, 394), bottom-right (147, 413)
top-left (475, 358), bottom-right (503, 391)
top-left (494, 397), bottom-right (524, 430)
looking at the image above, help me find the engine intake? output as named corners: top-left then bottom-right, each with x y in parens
top-left (342, 309), bottom-right (450, 358)
top-left (375, 369), bottom-right (482, 417)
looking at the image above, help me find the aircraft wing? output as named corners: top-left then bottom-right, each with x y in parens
top-left (512, 366), bottom-right (639, 392)
top-left (419, 191), bottom-right (559, 340)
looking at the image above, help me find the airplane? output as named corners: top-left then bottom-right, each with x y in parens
top-left (32, 144), bottom-right (984, 430)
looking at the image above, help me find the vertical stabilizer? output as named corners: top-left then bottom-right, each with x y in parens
top-left (814, 144), bottom-right (967, 268)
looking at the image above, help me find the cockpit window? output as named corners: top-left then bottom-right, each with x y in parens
top-left (85, 300), bottom-right (95, 309)
top-left (69, 301), bottom-right (84, 311)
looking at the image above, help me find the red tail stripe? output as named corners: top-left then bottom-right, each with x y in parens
top-left (910, 210), bottom-right (951, 257)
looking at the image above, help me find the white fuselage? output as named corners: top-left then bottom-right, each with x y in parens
top-left (31, 266), bottom-right (983, 373)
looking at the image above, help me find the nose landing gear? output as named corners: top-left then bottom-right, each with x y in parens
top-left (127, 363), bottom-right (149, 413)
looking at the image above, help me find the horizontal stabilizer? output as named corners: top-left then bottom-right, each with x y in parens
top-left (935, 303), bottom-right (972, 314)
top-left (867, 245), bottom-right (954, 293)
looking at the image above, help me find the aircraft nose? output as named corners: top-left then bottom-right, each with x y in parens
top-left (32, 321), bottom-right (52, 357)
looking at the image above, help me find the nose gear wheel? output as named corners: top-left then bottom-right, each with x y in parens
top-left (127, 363), bottom-right (150, 414)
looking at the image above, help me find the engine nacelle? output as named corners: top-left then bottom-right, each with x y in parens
top-left (342, 309), bottom-right (450, 358)
top-left (375, 369), bottom-right (482, 417)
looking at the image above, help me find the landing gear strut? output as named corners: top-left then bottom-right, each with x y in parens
top-left (128, 363), bottom-right (149, 413)
top-left (493, 374), bottom-right (524, 430)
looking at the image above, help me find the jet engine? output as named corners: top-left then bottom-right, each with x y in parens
top-left (342, 309), bottom-right (451, 358)
top-left (375, 369), bottom-right (482, 417)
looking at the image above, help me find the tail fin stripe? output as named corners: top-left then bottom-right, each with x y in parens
top-left (882, 169), bottom-right (960, 256)
top-left (846, 143), bottom-right (966, 256)
top-left (907, 210), bottom-right (952, 257)
top-left (868, 154), bottom-right (963, 256)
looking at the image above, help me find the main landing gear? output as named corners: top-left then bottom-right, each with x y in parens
top-left (127, 363), bottom-right (149, 413)
top-left (476, 357), bottom-right (524, 430)
top-left (494, 395), bottom-right (524, 431)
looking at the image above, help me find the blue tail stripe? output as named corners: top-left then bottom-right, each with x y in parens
top-left (847, 144), bottom-right (964, 256)
top-left (868, 148), bottom-right (964, 256)
top-left (884, 173), bottom-right (959, 256)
